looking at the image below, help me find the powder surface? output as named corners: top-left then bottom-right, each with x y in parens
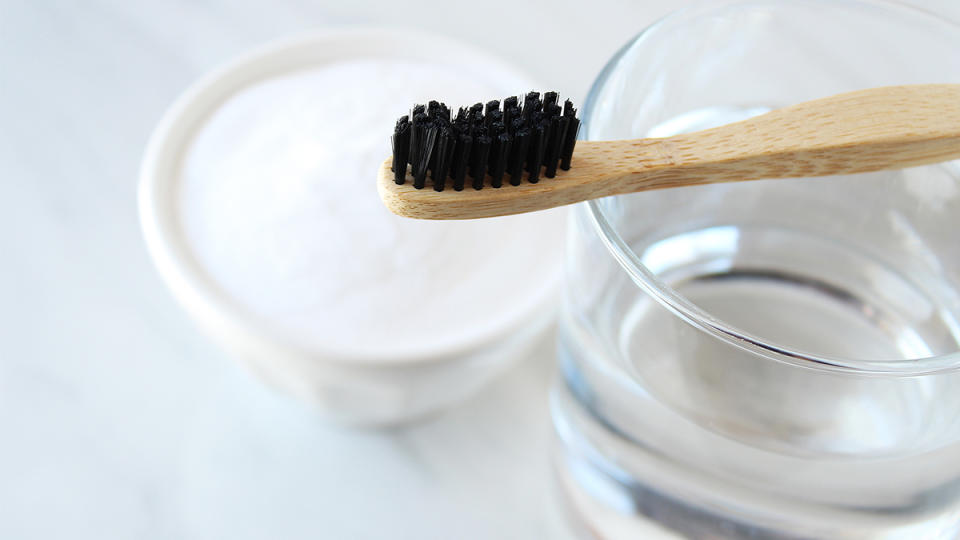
top-left (178, 59), bottom-right (563, 359)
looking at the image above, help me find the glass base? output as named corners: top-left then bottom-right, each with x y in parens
top-left (551, 378), bottom-right (960, 539)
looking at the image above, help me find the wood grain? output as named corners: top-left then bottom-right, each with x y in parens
top-left (378, 84), bottom-right (960, 219)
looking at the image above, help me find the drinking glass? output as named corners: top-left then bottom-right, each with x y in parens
top-left (553, 1), bottom-right (960, 537)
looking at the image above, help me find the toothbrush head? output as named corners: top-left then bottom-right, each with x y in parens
top-left (389, 91), bottom-right (579, 191)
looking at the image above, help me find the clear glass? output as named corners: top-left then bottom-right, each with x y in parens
top-left (553, 1), bottom-right (960, 538)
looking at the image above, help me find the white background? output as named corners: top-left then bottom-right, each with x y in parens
top-left (2, 1), bottom-right (959, 538)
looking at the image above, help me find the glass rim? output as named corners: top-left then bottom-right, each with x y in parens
top-left (582, 0), bottom-right (960, 376)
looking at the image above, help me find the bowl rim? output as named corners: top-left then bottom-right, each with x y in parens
top-left (138, 27), bottom-right (563, 366)
top-left (581, 0), bottom-right (960, 376)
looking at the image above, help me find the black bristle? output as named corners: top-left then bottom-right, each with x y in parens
top-left (391, 115), bottom-right (410, 184)
top-left (525, 112), bottom-right (543, 172)
top-left (432, 114), bottom-right (450, 171)
top-left (560, 99), bottom-right (580, 170)
top-left (454, 110), bottom-right (470, 137)
top-left (544, 104), bottom-right (563, 172)
top-left (503, 96), bottom-right (519, 132)
top-left (521, 92), bottom-right (537, 120)
top-left (408, 113), bottom-right (425, 183)
top-left (391, 93), bottom-right (579, 192)
top-left (544, 115), bottom-right (567, 178)
top-left (543, 91), bottom-right (558, 111)
top-left (428, 120), bottom-right (440, 175)
top-left (541, 114), bottom-right (554, 169)
top-left (547, 102), bottom-right (562, 119)
top-left (427, 101), bottom-right (443, 123)
top-left (470, 135), bottom-right (492, 189)
top-left (508, 127), bottom-right (530, 186)
top-left (485, 109), bottom-right (502, 131)
top-left (469, 106), bottom-right (484, 136)
top-left (523, 91), bottom-right (542, 119)
top-left (527, 122), bottom-right (546, 183)
top-left (502, 107), bottom-right (514, 133)
top-left (489, 132), bottom-right (511, 188)
top-left (412, 118), bottom-right (438, 189)
top-left (488, 122), bottom-right (505, 172)
top-left (432, 128), bottom-right (454, 191)
top-left (451, 134), bottom-right (472, 191)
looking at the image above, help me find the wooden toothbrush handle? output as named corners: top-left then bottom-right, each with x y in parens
top-left (378, 84), bottom-right (960, 220)
top-left (596, 84), bottom-right (960, 196)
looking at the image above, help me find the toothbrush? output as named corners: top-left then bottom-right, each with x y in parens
top-left (377, 84), bottom-right (960, 220)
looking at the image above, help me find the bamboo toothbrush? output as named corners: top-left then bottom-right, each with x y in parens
top-left (377, 84), bottom-right (960, 220)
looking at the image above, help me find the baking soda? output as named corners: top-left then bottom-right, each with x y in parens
top-left (177, 59), bottom-right (562, 359)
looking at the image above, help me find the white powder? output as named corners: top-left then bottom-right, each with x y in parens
top-left (178, 59), bottom-right (563, 360)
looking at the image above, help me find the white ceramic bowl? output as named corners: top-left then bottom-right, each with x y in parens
top-left (138, 28), bottom-right (563, 425)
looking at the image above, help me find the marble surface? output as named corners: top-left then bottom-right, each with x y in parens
top-left (2, 1), bottom-right (959, 538)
